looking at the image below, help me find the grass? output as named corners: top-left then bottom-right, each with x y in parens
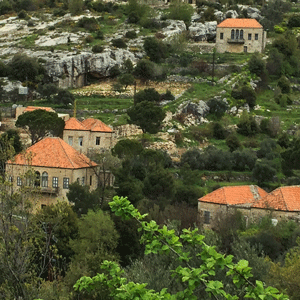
top-left (195, 52), bottom-right (250, 65)
top-left (19, 34), bottom-right (39, 48)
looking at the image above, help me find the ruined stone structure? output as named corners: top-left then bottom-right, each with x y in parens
top-left (216, 18), bottom-right (266, 53)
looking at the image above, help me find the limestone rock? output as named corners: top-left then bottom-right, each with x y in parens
top-left (180, 100), bottom-right (210, 119)
top-left (189, 21), bottom-right (217, 41)
top-left (162, 20), bottom-right (187, 39)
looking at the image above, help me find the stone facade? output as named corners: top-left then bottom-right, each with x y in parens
top-left (216, 18), bottom-right (266, 53)
top-left (5, 137), bottom-right (99, 210)
top-left (63, 118), bottom-right (114, 155)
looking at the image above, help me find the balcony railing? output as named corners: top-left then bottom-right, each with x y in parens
top-left (227, 38), bottom-right (245, 44)
top-left (40, 187), bottom-right (59, 195)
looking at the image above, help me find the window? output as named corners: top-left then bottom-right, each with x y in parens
top-left (240, 30), bottom-right (243, 39)
top-left (231, 29), bottom-right (234, 39)
top-left (255, 33), bottom-right (258, 40)
top-left (82, 177), bottom-right (85, 185)
top-left (79, 137), bottom-right (83, 146)
top-left (35, 171), bottom-right (40, 187)
top-left (77, 177), bottom-right (80, 183)
top-left (248, 33), bottom-right (252, 40)
top-left (96, 137), bottom-right (100, 145)
top-left (9, 176), bottom-right (13, 183)
top-left (204, 211), bottom-right (211, 224)
top-left (68, 136), bottom-right (73, 146)
top-left (17, 176), bottom-right (22, 186)
top-left (41, 172), bottom-right (48, 187)
top-left (220, 32), bottom-right (224, 40)
top-left (63, 177), bottom-right (69, 189)
top-left (235, 29), bottom-right (239, 39)
top-left (52, 177), bottom-right (58, 188)
top-left (90, 175), bottom-right (92, 186)
top-left (244, 46), bottom-right (248, 53)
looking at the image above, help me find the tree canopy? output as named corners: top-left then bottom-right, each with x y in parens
top-left (16, 109), bottom-right (65, 145)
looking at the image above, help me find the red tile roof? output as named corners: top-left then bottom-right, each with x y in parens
top-left (199, 185), bottom-right (268, 206)
top-left (82, 118), bottom-right (113, 133)
top-left (252, 186), bottom-right (300, 211)
top-left (217, 18), bottom-right (263, 29)
top-left (24, 106), bottom-right (55, 113)
top-left (64, 117), bottom-right (88, 131)
top-left (7, 137), bottom-right (97, 169)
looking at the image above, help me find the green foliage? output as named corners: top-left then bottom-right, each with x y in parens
top-left (144, 37), bottom-right (169, 63)
top-left (252, 159), bottom-right (277, 184)
top-left (237, 112), bottom-right (260, 137)
top-left (134, 59), bottom-right (155, 82)
top-left (134, 88), bottom-right (160, 104)
top-left (15, 110), bottom-right (65, 145)
top-left (211, 122), bottom-right (227, 140)
top-left (38, 83), bottom-right (59, 101)
top-left (112, 139), bottom-right (143, 159)
top-left (168, 0), bottom-right (194, 26)
top-left (8, 53), bottom-right (44, 82)
top-left (74, 196), bottom-right (289, 300)
top-left (125, 30), bottom-right (137, 39)
top-left (277, 76), bottom-right (291, 94)
top-left (76, 17), bottom-right (100, 31)
top-left (232, 149), bottom-right (257, 171)
top-left (92, 44), bottom-right (104, 53)
top-left (69, 0), bottom-right (84, 15)
top-left (207, 98), bottom-right (229, 118)
top-left (201, 6), bottom-right (216, 22)
top-left (127, 101), bottom-right (166, 134)
top-left (287, 14), bottom-right (300, 28)
top-left (117, 73), bottom-right (135, 90)
top-left (111, 38), bottom-right (127, 49)
top-left (241, 86), bottom-right (256, 109)
top-left (125, 0), bottom-right (150, 24)
top-left (53, 90), bottom-right (75, 107)
top-left (226, 133), bottom-right (241, 152)
top-left (67, 182), bottom-right (102, 217)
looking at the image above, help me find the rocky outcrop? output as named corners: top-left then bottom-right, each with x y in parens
top-left (189, 21), bottom-right (217, 42)
top-left (162, 20), bottom-right (187, 39)
top-left (39, 48), bottom-right (137, 88)
top-left (179, 100), bottom-right (210, 119)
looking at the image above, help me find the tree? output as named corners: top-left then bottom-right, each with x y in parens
top-left (134, 59), bottom-right (155, 83)
top-left (143, 37), bottom-right (169, 63)
top-left (16, 110), bottom-right (65, 145)
top-left (168, 0), bottom-right (194, 28)
top-left (134, 88), bottom-right (160, 104)
top-left (127, 101), bottom-right (166, 134)
top-left (38, 83), bottom-right (59, 101)
top-left (248, 53), bottom-right (266, 77)
top-left (226, 133), bottom-right (241, 152)
top-left (53, 90), bottom-right (75, 107)
top-left (252, 159), bottom-right (277, 185)
top-left (112, 139), bottom-right (143, 160)
top-left (74, 196), bottom-right (288, 300)
top-left (8, 53), bottom-right (43, 82)
top-left (117, 73), bottom-right (135, 91)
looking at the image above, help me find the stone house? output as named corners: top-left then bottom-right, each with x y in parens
top-left (63, 117), bottom-right (114, 155)
top-left (198, 185), bottom-right (300, 228)
top-left (198, 185), bottom-right (268, 228)
top-left (6, 137), bottom-right (98, 209)
top-left (216, 18), bottom-right (266, 53)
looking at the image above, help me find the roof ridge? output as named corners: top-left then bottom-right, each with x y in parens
top-left (58, 138), bottom-right (75, 168)
top-left (279, 187), bottom-right (288, 211)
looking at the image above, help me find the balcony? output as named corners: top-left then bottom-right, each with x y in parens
top-left (227, 38), bottom-right (245, 44)
top-left (40, 187), bottom-right (60, 195)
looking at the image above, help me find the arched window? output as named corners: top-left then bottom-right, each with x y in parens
top-left (235, 29), bottom-right (239, 39)
top-left (42, 172), bottom-right (48, 187)
top-left (240, 30), bottom-right (244, 40)
top-left (35, 171), bottom-right (40, 187)
top-left (231, 29), bottom-right (234, 39)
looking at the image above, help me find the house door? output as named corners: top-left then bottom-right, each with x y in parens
top-left (244, 46), bottom-right (247, 53)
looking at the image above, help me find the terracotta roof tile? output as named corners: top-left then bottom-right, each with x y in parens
top-left (82, 118), bottom-right (113, 133)
top-left (7, 137), bottom-right (97, 169)
top-left (198, 185), bottom-right (268, 206)
top-left (252, 186), bottom-right (300, 211)
top-left (64, 117), bottom-right (88, 131)
top-left (24, 106), bottom-right (55, 113)
top-left (217, 18), bottom-right (263, 28)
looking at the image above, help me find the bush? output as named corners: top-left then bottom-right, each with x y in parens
top-left (76, 17), bottom-right (99, 31)
top-left (18, 10), bottom-right (27, 18)
top-left (112, 38), bottom-right (127, 49)
top-left (252, 159), bottom-right (277, 184)
top-left (134, 88), bottom-right (160, 104)
top-left (109, 65), bottom-right (121, 77)
top-left (143, 37), bottom-right (169, 63)
top-left (54, 90), bottom-right (75, 106)
top-left (125, 30), bottom-right (137, 39)
top-left (241, 86), bottom-right (256, 109)
top-left (85, 35), bottom-right (94, 43)
top-left (237, 112), bottom-right (260, 136)
top-left (277, 75), bottom-right (291, 93)
top-left (53, 8), bottom-right (66, 16)
top-left (92, 44), bottom-right (104, 53)
top-left (0, 0), bottom-right (13, 15)
top-left (118, 73), bottom-right (135, 90)
top-left (207, 98), bottom-right (229, 118)
top-left (212, 122), bottom-right (227, 140)
top-left (160, 90), bottom-right (175, 101)
top-left (226, 133), bottom-right (241, 152)
top-left (248, 53), bottom-right (266, 76)
top-left (287, 14), bottom-right (300, 28)
top-left (232, 149), bottom-right (257, 171)
top-left (69, 0), bottom-right (84, 15)
top-left (134, 60), bottom-right (155, 82)
top-left (180, 148), bottom-right (205, 170)
top-left (95, 30), bottom-right (104, 40)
